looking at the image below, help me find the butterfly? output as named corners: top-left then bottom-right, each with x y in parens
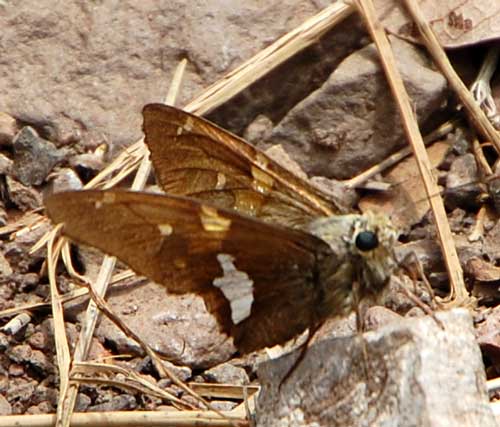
top-left (45, 104), bottom-right (399, 354)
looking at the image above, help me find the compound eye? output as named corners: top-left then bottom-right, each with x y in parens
top-left (355, 230), bottom-right (379, 251)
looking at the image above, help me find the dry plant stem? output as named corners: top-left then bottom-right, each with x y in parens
top-left (473, 138), bottom-right (494, 177)
top-left (185, 1), bottom-right (353, 115)
top-left (71, 362), bottom-right (187, 405)
top-left (0, 411), bottom-right (246, 427)
top-left (468, 205), bottom-right (486, 242)
top-left (58, 60), bottom-right (190, 426)
top-left (469, 139), bottom-right (492, 242)
top-left (401, 0), bottom-right (500, 154)
top-left (0, 271), bottom-right (137, 320)
top-left (344, 118), bottom-right (459, 188)
top-left (47, 227), bottom-right (72, 426)
top-left (190, 383), bottom-right (260, 400)
top-left (354, 0), bottom-right (468, 305)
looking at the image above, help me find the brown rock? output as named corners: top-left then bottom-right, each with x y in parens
top-left (8, 364), bottom-right (24, 377)
top-left (26, 401), bottom-right (54, 414)
top-left (6, 378), bottom-right (36, 403)
top-left (5, 176), bottom-right (43, 211)
top-left (0, 112), bottom-right (18, 146)
top-left (0, 253), bottom-right (13, 277)
top-left (476, 306), bottom-right (500, 370)
top-left (266, 36), bottom-right (447, 179)
top-left (265, 144), bottom-right (307, 179)
top-left (27, 350), bottom-right (54, 375)
top-left (445, 153), bottom-right (482, 210)
top-left (7, 344), bottom-right (32, 364)
top-left (32, 384), bottom-right (57, 406)
top-left (0, 153), bottom-right (13, 175)
top-left (27, 331), bottom-right (49, 351)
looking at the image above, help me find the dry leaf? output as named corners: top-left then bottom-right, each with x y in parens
top-left (375, 0), bottom-right (500, 48)
top-left (359, 141), bottom-right (450, 230)
top-left (466, 257), bottom-right (500, 282)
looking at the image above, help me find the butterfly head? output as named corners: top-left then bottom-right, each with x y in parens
top-left (309, 211), bottom-right (399, 306)
top-left (345, 211), bottom-right (399, 294)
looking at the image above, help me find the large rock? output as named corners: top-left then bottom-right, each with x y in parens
top-left (0, 1), bottom-right (362, 157)
top-left (256, 309), bottom-right (495, 427)
top-left (89, 280), bottom-right (236, 369)
top-left (265, 36), bottom-right (447, 179)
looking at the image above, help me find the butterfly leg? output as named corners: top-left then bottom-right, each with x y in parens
top-left (278, 323), bottom-right (322, 391)
top-left (398, 252), bottom-right (445, 329)
top-left (399, 251), bottom-right (437, 309)
top-left (353, 290), bottom-right (370, 382)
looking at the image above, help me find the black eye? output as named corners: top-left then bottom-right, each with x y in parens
top-left (355, 231), bottom-right (379, 251)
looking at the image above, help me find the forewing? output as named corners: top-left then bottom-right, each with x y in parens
top-left (45, 190), bottom-right (335, 352)
top-left (142, 104), bottom-right (345, 228)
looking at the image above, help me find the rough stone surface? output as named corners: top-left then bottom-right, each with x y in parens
top-left (0, 112), bottom-right (18, 146)
top-left (202, 362), bottom-right (250, 385)
top-left (0, 153), bottom-right (13, 175)
top-left (0, 1), bottom-right (363, 157)
top-left (256, 309), bottom-right (495, 427)
top-left (0, 394), bottom-right (12, 416)
top-left (5, 176), bottom-right (43, 211)
top-left (88, 394), bottom-right (137, 412)
top-left (91, 281), bottom-right (236, 368)
top-left (265, 36), bottom-right (447, 179)
top-left (12, 127), bottom-right (65, 186)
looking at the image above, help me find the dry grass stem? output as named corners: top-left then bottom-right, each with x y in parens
top-left (401, 0), bottom-right (500, 154)
top-left (189, 383), bottom-right (260, 399)
top-left (0, 270), bottom-right (137, 320)
top-left (354, 0), bottom-right (468, 305)
top-left (71, 362), bottom-right (189, 406)
top-left (0, 411), bottom-right (246, 427)
top-left (473, 138), bottom-right (494, 177)
top-left (46, 226), bottom-right (72, 426)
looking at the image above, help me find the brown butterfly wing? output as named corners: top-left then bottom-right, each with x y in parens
top-left (142, 104), bottom-right (345, 228)
top-left (45, 190), bottom-right (337, 352)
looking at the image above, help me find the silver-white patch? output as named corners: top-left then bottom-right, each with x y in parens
top-left (213, 253), bottom-right (254, 324)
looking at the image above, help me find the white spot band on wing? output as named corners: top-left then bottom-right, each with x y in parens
top-left (213, 253), bottom-right (254, 324)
